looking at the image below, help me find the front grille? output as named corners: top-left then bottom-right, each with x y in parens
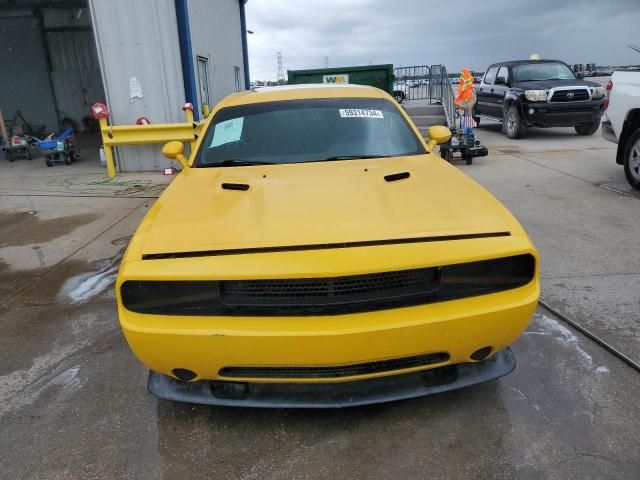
top-left (218, 352), bottom-right (450, 378)
top-left (549, 89), bottom-right (590, 102)
top-left (121, 254), bottom-right (536, 316)
top-left (220, 267), bottom-right (440, 307)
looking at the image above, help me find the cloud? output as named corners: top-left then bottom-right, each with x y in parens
top-left (246, 0), bottom-right (640, 81)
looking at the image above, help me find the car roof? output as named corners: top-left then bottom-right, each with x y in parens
top-left (217, 84), bottom-right (388, 108)
top-left (487, 59), bottom-right (568, 69)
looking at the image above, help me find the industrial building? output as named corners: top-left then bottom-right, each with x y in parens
top-left (0, 0), bottom-right (250, 171)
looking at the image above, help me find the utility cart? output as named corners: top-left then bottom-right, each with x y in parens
top-left (33, 127), bottom-right (78, 167)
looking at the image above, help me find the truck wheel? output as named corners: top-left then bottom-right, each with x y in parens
top-left (623, 128), bottom-right (640, 190)
top-left (504, 106), bottom-right (526, 139)
top-left (575, 119), bottom-right (600, 136)
top-left (45, 155), bottom-right (53, 167)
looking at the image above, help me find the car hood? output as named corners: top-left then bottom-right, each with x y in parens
top-left (135, 155), bottom-right (523, 258)
top-left (511, 79), bottom-right (600, 90)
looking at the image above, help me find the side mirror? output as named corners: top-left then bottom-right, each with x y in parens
top-left (162, 141), bottom-right (188, 167)
top-left (427, 125), bottom-right (452, 151)
top-left (494, 76), bottom-right (506, 85)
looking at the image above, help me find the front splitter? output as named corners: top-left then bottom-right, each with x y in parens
top-left (148, 347), bottom-right (516, 409)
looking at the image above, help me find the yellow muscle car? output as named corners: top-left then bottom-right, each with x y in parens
top-left (116, 84), bottom-right (539, 407)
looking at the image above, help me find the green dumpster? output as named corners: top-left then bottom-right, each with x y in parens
top-left (287, 64), bottom-right (394, 96)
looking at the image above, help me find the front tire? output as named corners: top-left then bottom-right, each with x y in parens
top-left (575, 119), bottom-right (600, 136)
top-left (623, 128), bottom-right (640, 190)
top-left (504, 106), bottom-right (526, 139)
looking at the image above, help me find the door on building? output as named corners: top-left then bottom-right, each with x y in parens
top-left (234, 66), bottom-right (241, 92)
top-left (197, 56), bottom-right (211, 116)
top-left (45, 29), bottom-right (105, 128)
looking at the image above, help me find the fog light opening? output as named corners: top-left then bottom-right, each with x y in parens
top-left (528, 108), bottom-right (535, 115)
top-left (172, 368), bottom-right (197, 382)
top-left (470, 347), bottom-right (493, 361)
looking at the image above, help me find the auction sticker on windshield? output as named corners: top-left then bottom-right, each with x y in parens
top-left (339, 109), bottom-right (384, 119)
top-left (210, 117), bottom-right (244, 147)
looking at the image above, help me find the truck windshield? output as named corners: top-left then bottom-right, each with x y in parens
top-left (194, 98), bottom-right (425, 167)
top-left (512, 62), bottom-right (576, 82)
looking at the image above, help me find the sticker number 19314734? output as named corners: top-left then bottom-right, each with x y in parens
top-left (338, 109), bottom-right (384, 119)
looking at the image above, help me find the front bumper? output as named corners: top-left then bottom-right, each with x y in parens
top-left (521, 100), bottom-right (604, 127)
top-left (148, 347), bottom-right (516, 408)
top-left (601, 120), bottom-right (617, 144)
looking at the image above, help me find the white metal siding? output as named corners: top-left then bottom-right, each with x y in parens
top-left (0, 16), bottom-right (58, 131)
top-left (89, 0), bottom-right (186, 172)
top-left (187, 0), bottom-right (245, 112)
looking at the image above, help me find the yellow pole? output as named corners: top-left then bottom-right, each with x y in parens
top-left (98, 117), bottom-right (116, 178)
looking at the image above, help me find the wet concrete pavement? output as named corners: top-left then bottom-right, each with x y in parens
top-left (1, 130), bottom-right (639, 479)
top-left (462, 122), bottom-right (640, 367)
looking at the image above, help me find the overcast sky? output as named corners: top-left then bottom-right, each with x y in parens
top-left (245, 0), bottom-right (640, 81)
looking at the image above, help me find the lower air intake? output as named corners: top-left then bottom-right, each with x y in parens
top-left (218, 352), bottom-right (450, 379)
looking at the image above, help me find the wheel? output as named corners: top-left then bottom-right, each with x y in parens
top-left (503, 106), bottom-right (527, 139)
top-left (440, 146), bottom-right (452, 162)
top-left (69, 150), bottom-right (79, 162)
top-left (64, 153), bottom-right (72, 165)
top-left (575, 119), bottom-right (600, 136)
top-left (45, 155), bottom-right (53, 167)
top-left (393, 91), bottom-right (405, 103)
top-left (464, 155), bottom-right (473, 165)
top-left (623, 127), bottom-right (640, 190)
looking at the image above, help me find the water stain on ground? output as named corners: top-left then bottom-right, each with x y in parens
top-left (0, 211), bottom-right (100, 247)
top-left (0, 258), bottom-right (89, 307)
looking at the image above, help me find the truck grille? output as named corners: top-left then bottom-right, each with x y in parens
top-left (218, 352), bottom-right (450, 378)
top-left (220, 267), bottom-right (440, 307)
top-left (549, 89), bottom-right (590, 102)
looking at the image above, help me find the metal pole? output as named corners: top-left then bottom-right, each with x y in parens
top-left (0, 107), bottom-right (8, 148)
top-left (98, 117), bottom-right (116, 178)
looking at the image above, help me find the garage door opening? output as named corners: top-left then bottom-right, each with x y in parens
top-left (0, 0), bottom-right (106, 167)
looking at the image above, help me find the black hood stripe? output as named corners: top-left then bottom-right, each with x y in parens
top-left (141, 231), bottom-right (511, 260)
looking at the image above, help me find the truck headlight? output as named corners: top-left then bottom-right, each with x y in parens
top-left (591, 86), bottom-right (605, 99)
top-left (524, 90), bottom-right (548, 102)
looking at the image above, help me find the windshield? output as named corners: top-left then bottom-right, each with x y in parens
top-left (512, 62), bottom-right (576, 82)
top-left (194, 98), bottom-right (425, 167)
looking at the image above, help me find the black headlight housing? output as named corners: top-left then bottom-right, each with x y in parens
top-left (121, 254), bottom-right (535, 316)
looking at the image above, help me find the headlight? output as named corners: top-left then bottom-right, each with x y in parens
top-left (121, 254), bottom-right (535, 316)
top-left (524, 90), bottom-right (548, 102)
top-left (591, 86), bottom-right (605, 99)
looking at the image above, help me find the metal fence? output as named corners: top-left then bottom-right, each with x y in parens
top-left (428, 64), bottom-right (456, 128)
top-left (393, 64), bottom-right (456, 128)
top-left (392, 65), bottom-right (430, 101)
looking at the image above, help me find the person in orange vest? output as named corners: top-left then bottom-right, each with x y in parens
top-left (454, 68), bottom-right (477, 128)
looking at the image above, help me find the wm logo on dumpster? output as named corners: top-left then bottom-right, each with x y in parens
top-left (323, 74), bottom-right (349, 84)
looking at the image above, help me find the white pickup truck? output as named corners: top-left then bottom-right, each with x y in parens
top-left (602, 71), bottom-right (640, 189)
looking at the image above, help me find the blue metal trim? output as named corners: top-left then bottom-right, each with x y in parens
top-left (239, 0), bottom-right (250, 89)
top-left (175, 0), bottom-right (199, 120)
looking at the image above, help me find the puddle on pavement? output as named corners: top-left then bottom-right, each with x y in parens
top-left (496, 148), bottom-right (521, 154)
top-left (0, 211), bottom-right (100, 247)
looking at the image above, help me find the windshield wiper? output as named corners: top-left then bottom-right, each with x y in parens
top-left (200, 159), bottom-right (275, 168)
top-left (311, 155), bottom-right (392, 162)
